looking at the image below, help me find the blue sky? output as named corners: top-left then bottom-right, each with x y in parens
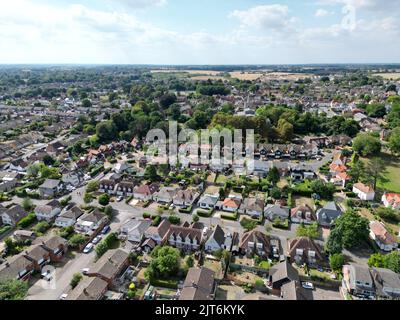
top-left (0, 0), bottom-right (399, 64)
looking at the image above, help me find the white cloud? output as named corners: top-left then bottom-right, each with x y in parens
top-left (315, 9), bottom-right (334, 17)
top-left (111, 0), bottom-right (167, 9)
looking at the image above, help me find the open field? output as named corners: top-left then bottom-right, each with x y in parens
top-left (262, 72), bottom-right (314, 81)
top-left (362, 153), bottom-right (400, 193)
top-left (190, 75), bottom-right (226, 81)
top-left (372, 72), bottom-right (400, 80)
top-left (229, 72), bottom-right (264, 81)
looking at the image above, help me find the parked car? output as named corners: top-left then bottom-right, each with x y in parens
top-left (41, 271), bottom-right (53, 282)
top-left (83, 243), bottom-right (94, 254)
top-left (101, 225), bottom-right (111, 235)
top-left (92, 236), bottom-right (102, 244)
top-left (117, 196), bottom-right (123, 202)
top-left (301, 282), bottom-right (314, 290)
top-left (59, 293), bottom-right (68, 300)
top-left (82, 268), bottom-right (90, 275)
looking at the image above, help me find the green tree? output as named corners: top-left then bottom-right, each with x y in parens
top-left (98, 194), bottom-right (110, 206)
top-left (84, 192), bottom-right (93, 204)
top-left (104, 206), bottom-right (114, 220)
top-left (144, 165), bottom-right (159, 182)
top-left (368, 253), bottom-right (385, 268)
top-left (96, 120), bottom-right (117, 143)
top-left (0, 279), bottom-right (29, 300)
top-left (145, 246), bottom-right (180, 281)
top-left (86, 181), bottom-right (100, 193)
top-left (365, 157), bottom-right (388, 190)
top-left (329, 253), bottom-right (345, 272)
top-left (296, 222), bottom-right (320, 239)
top-left (68, 234), bottom-right (86, 248)
top-left (22, 197), bottom-right (33, 211)
top-left (388, 127), bottom-right (400, 155)
top-left (366, 103), bottom-right (386, 118)
top-left (70, 273), bottom-right (82, 289)
top-left (352, 133), bottom-right (381, 156)
top-left (82, 98), bottom-right (92, 109)
top-left (268, 167), bottom-right (280, 185)
top-left (270, 187), bottom-right (281, 199)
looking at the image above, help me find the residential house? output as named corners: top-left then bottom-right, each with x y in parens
top-left (204, 225), bottom-right (236, 253)
top-left (165, 224), bottom-right (202, 251)
top-left (179, 267), bottom-right (216, 300)
top-left (173, 189), bottom-right (200, 207)
top-left (153, 187), bottom-right (179, 204)
top-left (264, 205), bottom-right (290, 222)
top-left (1, 205), bottom-right (28, 226)
top-left (46, 141), bottom-right (65, 155)
top-left (239, 197), bottom-right (264, 218)
top-left (66, 277), bottom-right (108, 301)
top-left (75, 209), bottom-right (108, 235)
top-left (268, 261), bottom-right (300, 296)
top-left (353, 183), bottom-right (375, 201)
top-left (280, 280), bottom-right (313, 300)
top-left (37, 235), bottom-right (69, 262)
top-left (13, 230), bottom-right (36, 242)
top-left (316, 202), bottom-right (343, 228)
top-left (39, 179), bottom-right (63, 198)
top-left (143, 219), bottom-right (171, 250)
top-left (87, 249), bottom-right (129, 287)
top-left (62, 171), bottom-right (83, 187)
top-left (115, 181), bottom-right (135, 197)
top-left (120, 219), bottom-right (152, 243)
top-left (23, 244), bottom-right (51, 271)
top-left (197, 194), bottom-right (219, 210)
top-left (331, 172), bottom-right (351, 188)
top-left (290, 164), bottom-right (317, 182)
top-left (113, 162), bottom-right (132, 174)
top-left (132, 183), bottom-right (159, 201)
top-left (290, 204), bottom-right (316, 224)
top-left (0, 255), bottom-right (34, 281)
top-left (34, 200), bottom-right (62, 222)
top-left (342, 264), bottom-right (375, 298)
top-left (287, 237), bottom-right (325, 267)
top-left (381, 193), bottom-right (400, 210)
top-left (369, 221), bottom-right (398, 252)
top-left (99, 179), bottom-right (117, 195)
top-left (370, 267), bottom-right (400, 300)
top-left (55, 205), bottom-right (84, 228)
top-left (216, 197), bottom-right (241, 213)
top-left (0, 171), bottom-right (19, 192)
top-left (239, 230), bottom-right (271, 258)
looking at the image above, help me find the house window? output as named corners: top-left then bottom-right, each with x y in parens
top-left (296, 249), bottom-right (303, 256)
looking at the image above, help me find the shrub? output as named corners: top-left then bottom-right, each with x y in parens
top-left (0, 225), bottom-right (12, 236)
top-left (178, 206), bottom-right (193, 214)
top-left (70, 273), bottom-right (82, 289)
top-left (272, 218), bottom-right (289, 229)
top-left (197, 209), bottom-right (213, 217)
top-left (240, 217), bottom-right (259, 231)
top-left (149, 279), bottom-right (178, 289)
top-left (152, 215), bottom-right (161, 226)
top-left (221, 212), bottom-right (238, 221)
top-left (17, 213), bottom-right (37, 229)
top-left (168, 216), bottom-right (181, 225)
top-left (33, 221), bottom-right (50, 234)
top-left (98, 194), bottom-right (110, 206)
top-left (143, 212), bottom-right (151, 219)
top-left (68, 234), bottom-right (86, 248)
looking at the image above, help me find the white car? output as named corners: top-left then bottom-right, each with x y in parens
top-left (82, 268), bottom-right (90, 275)
top-left (59, 293), bottom-right (68, 300)
top-left (202, 227), bottom-right (209, 236)
top-left (301, 282), bottom-right (314, 290)
top-left (92, 236), bottom-right (102, 244)
top-left (83, 243), bottom-right (94, 254)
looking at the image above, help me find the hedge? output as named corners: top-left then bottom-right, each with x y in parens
top-left (150, 279), bottom-right (178, 289)
top-left (17, 213), bottom-right (37, 229)
top-left (143, 212), bottom-right (151, 219)
top-left (0, 225), bottom-right (12, 236)
top-left (221, 212), bottom-right (238, 221)
top-left (178, 206), bottom-right (193, 214)
top-left (151, 216), bottom-right (161, 226)
top-left (197, 209), bottom-right (214, 217)
top-left (168, 216), bottom-right (181, 225)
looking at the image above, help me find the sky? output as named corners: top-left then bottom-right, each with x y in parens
top-left (0, 0), bottom-right (399, 65)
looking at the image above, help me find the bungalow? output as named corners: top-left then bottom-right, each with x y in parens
top-left (75, 210), bottom-right (108, 235)
top-left (173, 189), bottom-right (200, 207)
top-left (216, 197), bottom-right (241, 213)
top-left (369, 221), bottom-right (398, 252)
top-left (239, 197), bottom-right (264, 218)
top-left (120, 219), bottom-right (152, 243)
top-left (115, 181), bottom-right (135, 197)
top-left (290, 204), bottom-right (316, 224)
top-left (39, 179), bottom-right (63, 198)
top-left (381, 193), bottom-right (400, 210)
top-left (264, 205), bottom-right (290, 222)
top-left (34, 200), bottom-right (62, 222)
top-left (197, 194), bottom-right (219, 210)
top-left (316, 202), bottom-right (343, 228)
top-left (1, 205), bottom-right (28, 226)
top-left (55, 205), bottom-right (84, 228)
top-left (165, 224), bottom-right (202, 251)
top-left (153, 187), bottom-right (179, 204)
top-left (66, 277), bottom-right (108, 301)
top-left (0, 255), bottom-right (34, 281)
top-left (342, 264), bottom-right (375, 298)
top-left (133, 183), bottom-right (159, 201)
top-left (287, 237), bottom-right (325, 267)
top-left (143, 219), bottom-right (171, 248)
top-left (353, 183), bottom-right (375, 201)
top-left (204, 225), bottom-right (236, 253)
top-left (179, 267), bottom-right (216, 300)
top-left (239, 230), bottom-right (271, 258)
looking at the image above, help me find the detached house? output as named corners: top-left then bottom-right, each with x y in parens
top-left (154, 187), bottom-right (179, 204)
top-left (133, 183), bottom-right (159, 201)
top-left (55, 205), bottom-right (84, 228)
top-left (143, 219), bottom-right (171, 251)
top-left (23, 244), bottom-right (51, 271)
top-left (75, 210), bottom-right (108, 235)
top-left (216, 197), bottom-right (241, 213)
top-left (369, 221), bottom-right (398, 252)
top-left (204, 225), bottom-right (237, 253)
top-left (287, 237), bottom-right (325, 267)
top-left (34, 200), bottom-right (62, 222)
top-left (67, 277), bottom-right (108, 301)
top-left (173, 189), bottom-right (200, 207)
top-left (353, 183), bottom-right (375, 201)
top-left (268, 261), bottom-right (300, 296)
top-left (342, 264), bottom-right (375, 298)
top-left (264, 205), bottom-right (290, 222)
top-left (39, 179), bottom-right (63, 198)
top-left (0, 255), bottom-right (34, 281)
top-left (239, 230), bottom-right (271, 258)
top-left (290, 204), bottom-right (316, 224)
top-left (381, 193), bottom-right (400, 210)
top-left (197, 194), bottom-right (219, 210)
top-left (370, 267), bottom-right (400, 300)
top-left (120, 219), bottom-right (152, 243)
top-left (179, 267), bottom-right (216, 301)
top-left (316, 202), bottom-right (343, 228)
top-left (1, 205), bottom-right (28, 226)
top-left (37, 235), bottom-right (69, 262)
